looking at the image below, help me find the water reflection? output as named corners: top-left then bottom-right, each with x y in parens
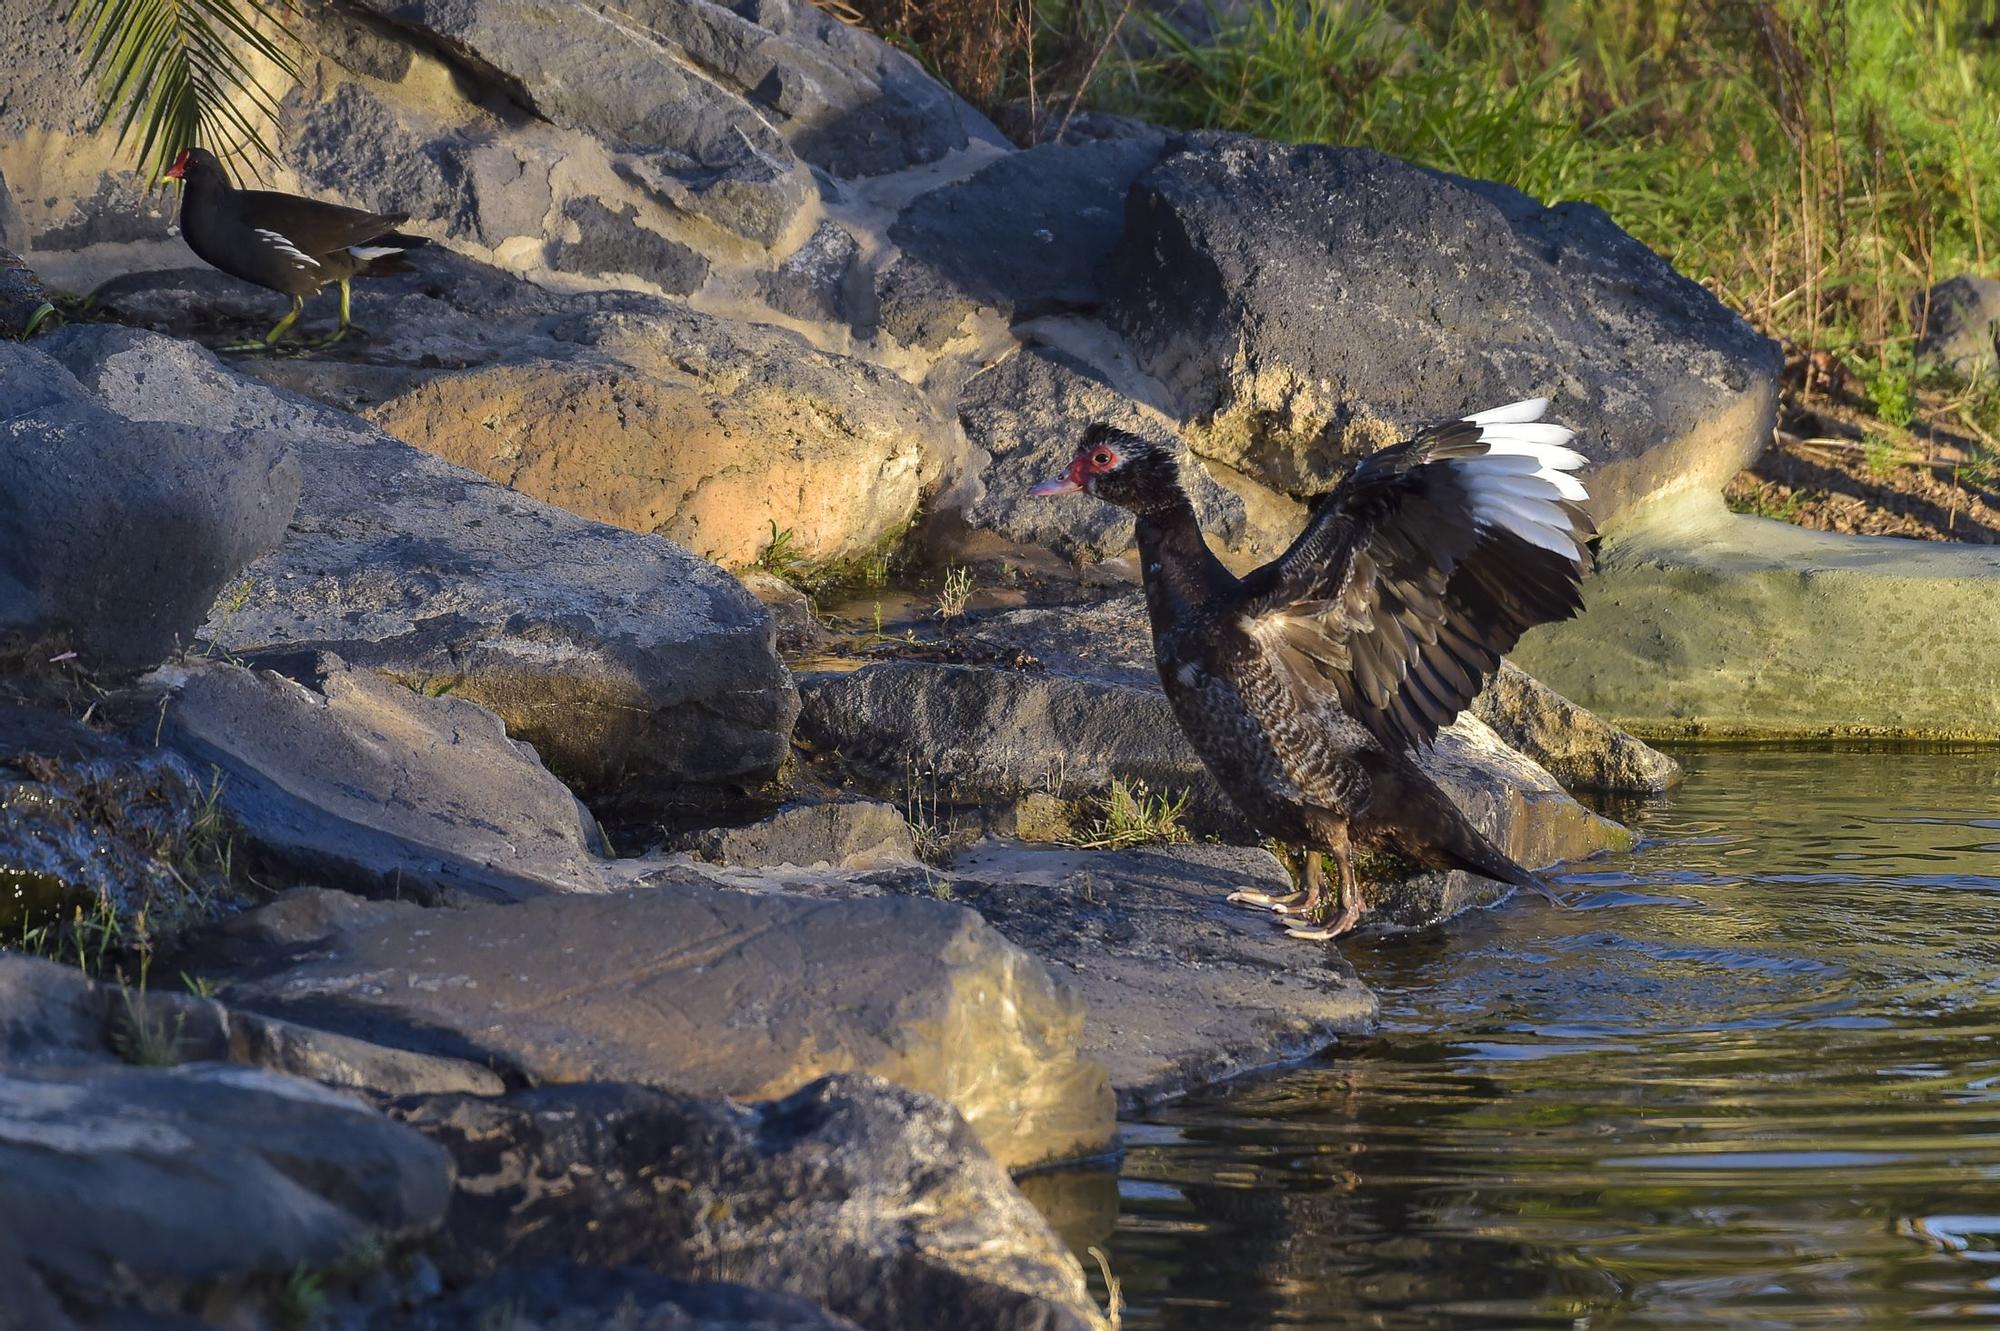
top-left (1103, 746), bottom-right (2000, 1329)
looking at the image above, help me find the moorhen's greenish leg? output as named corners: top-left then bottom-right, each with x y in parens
top-left (1286, 833), bottom-right (1364, 941)
top-left (220, 295), bottom-right (304, 352)
top-left (306, 279), bottom-right (353, 346)
top-left (1227, 844), bottom-right (1313, 912)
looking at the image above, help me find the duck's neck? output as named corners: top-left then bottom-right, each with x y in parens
top-left (1135, 495), bottom-right (1234, 632)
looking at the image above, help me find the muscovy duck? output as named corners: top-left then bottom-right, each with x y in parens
top-left (163, 147), bottom-right (426, 349)
top-left (1031, 399), bottom-right (1594, 939)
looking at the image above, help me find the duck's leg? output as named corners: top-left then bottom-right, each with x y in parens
top-left (220, 295), bottom-right (304, 352)
top-left (1227, 843), bottom-right (1316, 913)
top-left (1285, 828), bottom-right (1365, 941)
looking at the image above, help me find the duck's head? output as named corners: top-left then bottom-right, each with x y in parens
top-left (1031, 422), bottom-right (1184, 513)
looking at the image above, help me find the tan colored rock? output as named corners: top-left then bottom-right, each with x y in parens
top-left (1472, 661), bottom-right (1681, 793)
top-left (364, 311), bottom-right (941, 569)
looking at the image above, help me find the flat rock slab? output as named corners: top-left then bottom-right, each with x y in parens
top-left (158, 652), bottom-right (609, 904)
top-left (1515, 493), bottom-right (2000, 739)
top-left (39, 324), bottom-right (796, 811)
top-left (0, 1061), bottom-right (450, 1308)
top-left (679, 797), bottom-right (918, 871)
top-left (203, 882), bottom-right (1114, 1171)
top-left (1107, 136), bottom-right (1781, 523)
top-left (773, 843), bottom-right (1379, 1112)
top-left (395, 1075), bottom-right (1106, 1331)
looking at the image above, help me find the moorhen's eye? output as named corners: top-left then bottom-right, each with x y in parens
top-left (1092, 450), bottom-right (1114, 468)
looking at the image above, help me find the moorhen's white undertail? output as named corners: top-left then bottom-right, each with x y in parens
top-left (1031, 399), bottom-right (1595, 941)
top-left (163, 147), bottom-right (427, 349)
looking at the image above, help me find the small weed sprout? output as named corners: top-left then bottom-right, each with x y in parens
top-left (1863, 434), bottom-right (1905, 478)
top-left (111, 985), bottom-right (187, 1067)
top-left (933, 565), bottom-right (974, 620)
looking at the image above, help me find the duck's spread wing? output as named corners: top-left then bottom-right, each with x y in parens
top-left (1235, 398), bottom-right (1595, 752)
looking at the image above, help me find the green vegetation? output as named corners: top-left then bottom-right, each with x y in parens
top-left (1077, 777), bottom-right (1191, 850)
top-left (933, 565), bottom-right (975, 620)
top-left (64, 0), bottom-right (299, 178)
top-left (1726, 483), bottom-right (1813, 522)
top-left (754, 520), bottom-right (908, 599)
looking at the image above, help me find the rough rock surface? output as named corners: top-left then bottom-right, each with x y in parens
top-left (389, 1264), bottom-right (865, 1331)
top-left (1515, 492), bottom-right (2000, 739)
top-left (39, 324), bottom-right (796, 808)
top-left (0, 1061), bottom-right (450, 1313)
top-left (0, 341), bottom-right (300, 670)
top-left (1914, 274), bottom-right (2000, 378)
top-left (0, 704), bottom-right (207, 922)
top-left (0, 247), bottom-right (50, 336)
top-left (1107, 137), bottom-right (1783, 522)
top-left (878, 131), bottom-right (1174, 346)
top-left (158, 652), bottom-right (610, 904)
top-left (1471, 661), bottom-right (1681, 793)
top-left (680, 798), bottom-right (919, 871)
top-left (774, 843), bottom-right (1378, 1110)
top-left (396, 1075), bottom-right (1107, 1331)
top-left (199, 882), bottom-right (1114, 1170)
top-left (957, 342), bottom-right (1296, 562)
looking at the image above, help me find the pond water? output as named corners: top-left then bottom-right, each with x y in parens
top-left (1100, 745), bottom-right (2000, 1329)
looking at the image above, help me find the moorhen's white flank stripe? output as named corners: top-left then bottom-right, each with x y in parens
top-left (253, 228), bottom-right (320, 269)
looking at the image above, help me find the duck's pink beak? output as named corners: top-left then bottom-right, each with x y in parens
top-left (1031, 458), bottom-right (1085, 497)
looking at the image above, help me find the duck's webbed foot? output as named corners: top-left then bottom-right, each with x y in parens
top-left (1282, 835), bottom-right (1365, 944)
top-left (1228, 843), bottom-right (1319, 914)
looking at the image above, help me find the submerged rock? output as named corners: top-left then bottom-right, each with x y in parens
top-left (157, 652), bottom-right (610, 904)
top-left (0, 341), bottom-right (300, 671)
top-left (1107, 137), bottom-right (1782, 523)
top-left (40, 324), bottom-right (797, 810)
top-left (395, 1074), bottom-right (1107, 1331)
top-left (195, 881), bottom-right (1114, 1170)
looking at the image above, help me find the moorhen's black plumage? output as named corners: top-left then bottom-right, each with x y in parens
top-left (163, 147), bottom-right (426, 348)
top-left (1031, 399), bottom-right (1594, 940)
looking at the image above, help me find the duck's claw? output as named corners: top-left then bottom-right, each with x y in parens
top-left (1281, 902), bottom-right (1364, 942)
top-left (1227, 887), bottom-right (1310, 913)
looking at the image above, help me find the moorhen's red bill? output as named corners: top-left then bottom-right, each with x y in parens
top-left (163, 146), bottom-right (427, 349)
top-left (1031, 399), bottom-right (1595, 941)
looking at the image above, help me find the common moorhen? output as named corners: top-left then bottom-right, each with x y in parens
top-left (163, 147), bottom-right (426, 349)
top-left (1032, 399), bottom-right (1594, 940)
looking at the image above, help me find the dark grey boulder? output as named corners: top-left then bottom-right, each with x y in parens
top-left (39, 324), bottom-right (797, 810)
top-left (555, 196), bottom-right (711, 294)
top-left (759, 221), bottom-right (861, 327)
top-left (1107, 137), bottom-right (1783, 522)
top-left (157, 653), bottom-right (611, 904)
top-left (0, 247), bottom-right (50, 336)
top-left (679, 797), bottom-right (918, 871)
top-left (389, 1263), bottom-right (864, 1330)
top-left (1914, 275), bottom-right (2000, 379)
top-left (196, 881), bottom-right (1115, 1170)
top-left (394, 1074), bottom-right (1107, 1331)
top-left (0, 1061), bottom-right (450, 1311)
top-left (0, 342), bottom-right (301, 670)
top-left (878, 130), bottom-right (1175, 346)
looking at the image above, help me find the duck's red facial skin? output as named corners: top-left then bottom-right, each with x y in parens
top-left (163, 149), bottom-right (192, 181)
top-left (1030, 443), bottom-right (1123, 497)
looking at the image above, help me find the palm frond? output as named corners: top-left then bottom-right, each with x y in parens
top-left (63, 0), bottom-right (301, 182)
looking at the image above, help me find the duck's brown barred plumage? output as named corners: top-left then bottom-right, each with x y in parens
top-left (1032, 401), bottom-right (1595, 940)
